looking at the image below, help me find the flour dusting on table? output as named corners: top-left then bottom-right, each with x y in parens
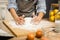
top-left (9, 17), bottom-right (54, 31)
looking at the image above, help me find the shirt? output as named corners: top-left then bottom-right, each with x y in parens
top-left (7, 0), bottom-right (46, 14)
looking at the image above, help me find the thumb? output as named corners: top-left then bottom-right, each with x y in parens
top-left (22, 15), bottom-right (25, 18)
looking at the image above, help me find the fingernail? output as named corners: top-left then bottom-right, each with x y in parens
top-left (22, 15), bottom-right (25, 18)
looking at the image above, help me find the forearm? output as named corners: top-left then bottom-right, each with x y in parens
top-left (37, 0), bottom-right (46, 16)
top-left (9, 8), bottom-right (18, 19)
top-left (9, 8), bottom-right (25, 24)
top-left (38, 12), bottom-right (44, 19)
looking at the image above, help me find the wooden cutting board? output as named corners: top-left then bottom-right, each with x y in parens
top-left (3, 20), bottom-right (34, 37)
top-left (3, 19), bottom-right (55, 37)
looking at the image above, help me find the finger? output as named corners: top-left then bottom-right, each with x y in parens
top-left (33, 21), bottom-right (39, 25)
top-left (15, 20), bottom-right (22, 25)
top-left (18, 17), bottom-right (25, 24)
top-left (15, 20), bottom-right (19, 25)
top-left (19, 15), bottom-right (25, 20)
top-left (18, 21), bottom-right (23, 25)
top-left (17, 20), bottom-right (22, 25)
top-left (32, 12), bottom-right (36, 17)
top-left (15, 18), bottom-right (24, 25)
top-left (32, 16), bottom-right (37, 21)
top-left (22, 18), bottom-right (25, 22)
top-left (22, 15), bottom-right (25, 18)
top-left (19, 17), bottom-right (24, 20)
top-left (16, 22), bottom-right (19, 25)
top-left (32, 19), bottom-right (40, 24)
top-left (19, 20), bottom-right (25, 25)
top-left (32, 18), bottom-right (37, 23)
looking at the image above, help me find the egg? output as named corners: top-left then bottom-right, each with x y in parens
top-left (41, 36), bottom-right (49, 40)
top-left (36, 30), bottom-right (43, 38)
top-left (27, 33), bottom-right (35, 40)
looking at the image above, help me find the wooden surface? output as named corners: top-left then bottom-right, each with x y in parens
top-left (0, 20), bottom-right (14, 37)
top-left (51, 3), bottom-right (58, 7)
top-left (3, 20), bottom-right (21, 37)
top-left (0, 16), bottom-right (60, 40)
top-left (9, 36), bottom-right (41, 40)
top-left (9, 30), bottom-right (60, 40)
top-left (3, 19), bottom-right (56, 37)
top-left (0, 20), bottom-right (60, 40)
top-left (3, 20), bottom-right (35, 37)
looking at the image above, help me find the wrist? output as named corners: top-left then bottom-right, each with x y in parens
top-left (14, 16), bottom-right (19, 21)
top-left (38, 12), bottom-right (44, 16)
top-left (37, 12), bottom-right (44, 19)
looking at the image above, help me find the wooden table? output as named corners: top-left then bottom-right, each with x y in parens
top-left (0, 19), bottom-right (60, 40)
top-left (0, 20), bottom-right (14, 37)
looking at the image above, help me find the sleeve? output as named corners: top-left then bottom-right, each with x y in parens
top-left (36, 0), bottom-right (46, 14)
top-left (7, 0), bottom-right (17, 10)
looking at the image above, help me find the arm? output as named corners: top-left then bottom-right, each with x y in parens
top-left (8, 0), bottom-right (24, 24)
top-left (9, 8), bottom-right (18, 20)
top-left (37, 0), bottom-right (46, 19)
top-left (8, 0), bottom-right (18, 19)
top-left (32, 0), bottom-right (46, 24)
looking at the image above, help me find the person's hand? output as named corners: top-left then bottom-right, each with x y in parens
top-left (31, 16), bottom-right (42, 24)
top-left (15, 16), bottom-right (25, 25)
top-left (31, 12), bottom-right (44, 24)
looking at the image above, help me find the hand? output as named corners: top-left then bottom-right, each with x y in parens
top-left (31, 16), bottom-right (42, 24)
top-left (32, 12), bottom-right (44, 24)
top-left (15, 16), bottom-right (25, 25)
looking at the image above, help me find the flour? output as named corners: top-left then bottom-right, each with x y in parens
top-left (9, 17), bottom-right (54, 31)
